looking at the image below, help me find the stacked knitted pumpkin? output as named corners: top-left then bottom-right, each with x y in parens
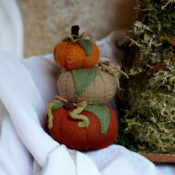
top-left (47, 25), bottom-right (120, 150)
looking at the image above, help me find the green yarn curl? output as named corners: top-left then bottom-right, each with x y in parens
top-left (47, 102), bottom-right (64, 129)
top-left (70, 104), bottom-right (89, 128)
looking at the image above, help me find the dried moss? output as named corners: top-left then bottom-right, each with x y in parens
top-left (117, 0), bottom-right (175, 152)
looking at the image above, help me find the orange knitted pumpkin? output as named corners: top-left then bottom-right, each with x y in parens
top-left (54, 25), bottom-right (99, 70)
top-left (54, 42), bottom-right (99, 70)
top-left (49, 105), bottom-right (118, 150)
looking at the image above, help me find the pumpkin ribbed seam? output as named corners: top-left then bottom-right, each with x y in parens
top-left (89, 77), bottom-right (93, 103)
top-left (72, 44), bottom-right (75, 70)
top-left (65, 43), bottom-right (71, 70)
top-left (59, 73), bottom-right (66, 99)
top-left (79, 44), bottom-right (83, 69)
top-left (98, 71), bottom-right (104, 103)
top-left (95, 74), bottom-right (100, 103)
top-left (87, 71), bottom-right (95, 104)
top-left (111, 74), bottom-right (117, 101)
top-left (65, 72), bottom-right (70, 100)
top-left (64, 43), bottom-right (69, 70)
top-left (85, 113), bottom-right (91, 149)
top-left (59, 43), bottom-right (66, 70)
top-left (82, 113), bottom-right (91, 148)
top-left (71, 43), bottom-right (74, 70)
top-left (82, 45), bottom-right (86, 68)
top-left (59, 108), bottom-right (67, 144)
top-left (98, 71), bottom-right (105, 104)
top-left (87, 45), bottom-right (92, 67)
top-left (108, 74), bottom-right (115, 102)
top-left (104, 73), bottom-right (110, 103)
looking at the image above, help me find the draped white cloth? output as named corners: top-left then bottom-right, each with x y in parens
top-left (0, 0), bottom-right (174, 174)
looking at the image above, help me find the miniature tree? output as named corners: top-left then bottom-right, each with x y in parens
top-left (116, 0), bottom-right (175, 152)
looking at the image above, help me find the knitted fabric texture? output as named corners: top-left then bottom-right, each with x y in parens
top-left (58, 69), bottom-right (118, 104)
top-left (47, 100), bottom-right (110, 133)
top-left (84, 104), bottom-right (110, 134)
top-left (69, 104), bottom-right (89, 128)
top-left (47, 101), bottom-right (89, 129)
top-left (49, 105), bottom-right (118, 150)
top-left (72, 67), bottom-right (97, 98)
top-left (47, 102), bottom-right (64, 129)
top-left (77, 39), bottom-right (92, 57)
top-left (54, 42), bottom-right (99, 70)
top-left (61, 37), bottom-right (93, 57)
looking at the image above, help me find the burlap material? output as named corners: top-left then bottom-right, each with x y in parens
top-left (49, 105), bottom-right (118, 150)
top-left (58, 69), bottom-right (118, 104)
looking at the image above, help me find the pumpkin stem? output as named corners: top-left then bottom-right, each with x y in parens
top-left (64, 102), bottom-right (75, 110)
top-left (71, 25), bottom-right (80, 39)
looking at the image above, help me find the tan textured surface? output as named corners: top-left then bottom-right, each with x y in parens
top-left (58, 69), bottom-right (117, 104)
top-left (17, 0), bottom-right (135, 57)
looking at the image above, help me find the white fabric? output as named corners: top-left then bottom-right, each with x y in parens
top-left (0, 0), bottom-right (23, 58)
top-left (0, 0), bottom-right (174, 175)
top-left (0, 52), bottom-right (160, 175)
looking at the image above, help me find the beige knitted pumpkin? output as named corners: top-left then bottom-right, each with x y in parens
top-left (57, 69), bottom-right (117, 104)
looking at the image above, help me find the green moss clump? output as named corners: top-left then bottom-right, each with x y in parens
top-left (117, 0), bottom-right (175, 153)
